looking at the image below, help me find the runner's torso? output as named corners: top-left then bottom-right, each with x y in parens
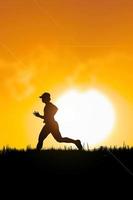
top-left (44, 102), bottom-right (58, 123)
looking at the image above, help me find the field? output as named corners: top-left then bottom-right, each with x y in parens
top-left (0, 146), bottom-right (133, 182)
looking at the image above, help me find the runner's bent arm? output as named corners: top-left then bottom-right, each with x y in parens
top-left (33, 111), bottom-right (44, 119)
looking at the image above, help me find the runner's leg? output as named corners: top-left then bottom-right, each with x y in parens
top-left (51, 122), bottom-right (82, 149)
top-left (36, 125), bottom-right (50, 150)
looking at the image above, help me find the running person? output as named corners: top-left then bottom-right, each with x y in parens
top-left (33, 92), bottom-right (83, 150)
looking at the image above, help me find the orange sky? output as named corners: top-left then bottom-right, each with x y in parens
top-left (0, 0), bottom-right (133, 149)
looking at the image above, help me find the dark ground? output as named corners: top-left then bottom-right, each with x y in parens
top-left (0, 146), bottom-right (133, 178)
top-left (0, 146), bottom-right (133, 195)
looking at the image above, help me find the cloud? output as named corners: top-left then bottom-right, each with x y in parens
top-left (1, 48), bottom-right (133, 103)
top-left (0, 59), bottom-right (35, 101)
top-left (65, 52), bottom-right (133, 100)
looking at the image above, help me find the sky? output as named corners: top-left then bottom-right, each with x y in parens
top-left (0, 0), bottom-right (133, 149)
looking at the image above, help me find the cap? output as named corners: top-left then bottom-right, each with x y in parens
top-left (39, 92), bottom-right (50, 99)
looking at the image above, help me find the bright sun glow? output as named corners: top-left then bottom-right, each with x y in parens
top-left (55, 89), bottom-right (116, 147)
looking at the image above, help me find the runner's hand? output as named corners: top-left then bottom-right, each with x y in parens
top-left (33, 111), bottom-right (40, 117)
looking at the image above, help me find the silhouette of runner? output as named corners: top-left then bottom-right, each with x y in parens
top-left (33, 92), bottom-right (83, 150)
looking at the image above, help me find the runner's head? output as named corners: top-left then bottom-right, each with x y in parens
top-left (39, 92), bottom-right (51, 103)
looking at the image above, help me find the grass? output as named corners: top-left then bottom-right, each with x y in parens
top-left (1, 146), bottom-right (132, 196)
top-left (0, 146), bottom-right (133, 181)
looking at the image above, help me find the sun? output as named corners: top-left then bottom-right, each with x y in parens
top-left (55, 89), bottom-right (116, 147)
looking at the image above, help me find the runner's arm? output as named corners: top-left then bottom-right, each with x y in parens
top-left (33, 111), bottom-right (44, 119)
